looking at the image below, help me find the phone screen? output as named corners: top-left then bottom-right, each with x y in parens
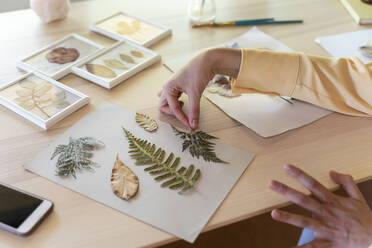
top-left (0, 184), bottom-right (42, 228)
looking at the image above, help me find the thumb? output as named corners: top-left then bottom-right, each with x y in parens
top-left (188, 94), bottom-right (201, 130)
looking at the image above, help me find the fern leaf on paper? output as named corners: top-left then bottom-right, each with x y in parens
top-left (135, 113), bottom-right (158, 132)
top-left (122, 127), bottom-right (201, 194)
top-left (51, 137), bottom-right (105, 178)
top-left (171, 126), bottom-right (228, 164)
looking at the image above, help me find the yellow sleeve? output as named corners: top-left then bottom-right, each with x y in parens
top-left (231, 49), bottom-right (372, 117)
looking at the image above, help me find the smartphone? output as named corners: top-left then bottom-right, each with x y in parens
top-left (0, 182), bottom-right (53, 236)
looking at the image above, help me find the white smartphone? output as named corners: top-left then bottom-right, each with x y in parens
top-left (0, 182), bottom-right (53, 236)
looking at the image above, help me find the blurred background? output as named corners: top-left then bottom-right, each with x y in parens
top-left (0, 0), bottom-right (86, 13)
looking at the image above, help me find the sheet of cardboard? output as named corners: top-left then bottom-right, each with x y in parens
top-left (315, 29), bottom-right (372, 64)
top-left (165, 27), bottom-right (332, 137)
top-left (24, 102), bottom-right (255, 243)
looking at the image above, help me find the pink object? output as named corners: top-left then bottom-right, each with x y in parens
top-left (30, 0), bottom-right (70, 23)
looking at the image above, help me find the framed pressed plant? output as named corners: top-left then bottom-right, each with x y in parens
top-left (71, 41), bottom-right (161, 89)
top-left (0, 72), bottom-right (89, 130)
top-left (17, 34), bottom-right (105, 80)
top-left (89, 12), bottom-right (172, 47)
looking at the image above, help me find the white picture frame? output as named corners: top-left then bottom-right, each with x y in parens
top-left (89, 12), bottom-right (172, 47)
top-left (17, 34), bottom-right (105, 80)
top-left (0, 72), bottom-right (89, 130)
top-left (71, 41), bottom-right (161, 89)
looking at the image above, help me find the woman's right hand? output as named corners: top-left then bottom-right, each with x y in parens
top-left (158, 48), bottom-right (241, 130)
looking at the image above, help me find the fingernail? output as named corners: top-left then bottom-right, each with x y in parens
top-left (271, 209), bottom-right (280, 218)
top-left (191, 119), bottom-right (198, 129)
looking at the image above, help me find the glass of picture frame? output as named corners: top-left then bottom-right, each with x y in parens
top-left (71, 41), bottom-right (161, 89)
top-left (0, 72), bottom-right (89, 129)
top-left (89, 12), bottom-right (172, 47)
top-left (17, 34), bottom-right (105, 80)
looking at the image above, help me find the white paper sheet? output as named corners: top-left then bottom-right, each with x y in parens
top-left (165, 27), bottom-right (332, 137)
top-left (315, 29), bottom-right (372, 64)
top-left (24, 102), bottom-right (255, 243)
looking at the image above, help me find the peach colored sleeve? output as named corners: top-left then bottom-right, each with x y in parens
top-left (231, 49), bottom-right (372, 117)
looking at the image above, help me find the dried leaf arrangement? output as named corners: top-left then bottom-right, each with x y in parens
top-left (85, 50), bottom-right (143, 78)
top-left (206, 74), bottom-right (240, 98)
top-left (171, 126), bottom-right (228, 164)
top-left (46, 47), bottom-right (80, 64)
top-left (135, 113), bottom-right (158, 132)
top-left (51, 137), bottom-right (105, 178)
top-left (15, 80), bottom-right (70, 118)
top-left (122, 127), bottom-right (201, 194)
top-left (117, 20), bottom-right (141, 35)
top-left (111, 154), bottom-right (139, 200)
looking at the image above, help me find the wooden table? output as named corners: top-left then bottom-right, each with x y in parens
top-left (1, 0), bottom-right (372, 247)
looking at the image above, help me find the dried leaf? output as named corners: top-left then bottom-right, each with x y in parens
top-left (135, 113), bottom-right (158, 132)
top-left (120, 54), bottom-right (136, 64)
top-left (14, 96), bottom-right (31, 102)
top-left (86, 64), bottom-right (117, 78)
top-left (34, 83), bottom-right (53, 97)
top-left (111, 154), bottom-right (139, 200)
top-left (18, 100), bottom-right (35, 111)
top-left (132, 20), bottom-right (141, 31)
top-left (123, 127), bottom-right (201, 194)
top-left (130, 50), bottom-right (144, 58)
top-left (103, 59), bottom-right (128, 70)
top-left (19, 80), bottom-right (36, 89)
top-left (46, 47), bottom-right (80, 64)
top-left (39, 93), bottom-right (52, 103)
top-left (117, 21), bottom-right (132, 35)
top-left (16, 89), bottom-right (31, 97)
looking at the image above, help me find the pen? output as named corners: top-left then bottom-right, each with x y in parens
top-left (192, 19), bottom-right (303, 27)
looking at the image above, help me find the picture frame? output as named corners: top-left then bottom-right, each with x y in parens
top-left (0, 72), bottom-right (89, 130)
top-left (89, 12), bottom-right (172, 47)
top-left (17, 34), bottom-right (105, 80)
top-left (71, 41), bottom-right (161, 89)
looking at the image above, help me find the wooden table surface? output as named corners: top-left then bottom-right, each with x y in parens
top-left (1, 0), bottom-right (372, 247)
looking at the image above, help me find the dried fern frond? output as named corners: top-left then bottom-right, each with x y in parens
top-left (51, 137), bottom-right (105, 178)
top-left (171, 126), bottom-right (228, 164)
top-left (122, 127), bottom-right (201, 194)
top-left (135, 113), bottom-right (158, 132)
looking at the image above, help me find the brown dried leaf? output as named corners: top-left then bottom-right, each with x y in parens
top-left (120, 54), bottom-right (136, 64)
top-left (130, 50), bottom-right (144, 58)
top-left (103, 59), bottom-right (128, 70)
top-left (46, 47), bottom-right (80, 64)
top-left (86, 64), bottom-right (117, 78)
top-left (135, 113), bottom-right (158, 132)
top-left (111, 154), bottom-right (139, 201)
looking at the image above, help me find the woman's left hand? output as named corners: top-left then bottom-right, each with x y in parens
top-left (270, 164), bottom-right (372, 248)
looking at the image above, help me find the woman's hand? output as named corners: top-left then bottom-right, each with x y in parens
top-left (270, 164), bottom-right (372, 248)
top-left (158, 48), bottom-right (241, 129)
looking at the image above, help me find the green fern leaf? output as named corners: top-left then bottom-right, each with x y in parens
top-left (171, 126), bottom-right (228, 164)
top-left (122, 127), bottom-right (201, 194)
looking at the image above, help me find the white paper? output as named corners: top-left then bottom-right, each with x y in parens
top-left (315, 29), bottom-right (372, 64)
top-left (24, 102), bottom-right (255, 243)
top-left (165, 27), bottom-right (332, 137)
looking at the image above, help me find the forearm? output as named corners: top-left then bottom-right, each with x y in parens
top-left (229, 48), bottom-right (372, 117)
top-left (206, 48), bottom-right (241, 78)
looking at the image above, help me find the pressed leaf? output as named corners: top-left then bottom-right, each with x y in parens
top-left (122, 127), bottom-right (201, 194)
top-left (51, 137), bottom-right (105, 178)
top-left (130, 50), bottom-right (144, 58)
top-left (135, 113), bottom-right (158, 132)
top-left (111, 154), bottom-right (139, 200)
top-left (86, 64), bottom-right (117, 78)
top-left (19, 80), bottom-right (36, 89)
top-left (16, 89), bottom-right (31, 97)
top-left (34, 83), bottom-right (53, 97)
top-left (120, 54), bottom-right (136, 64)
top-left (14, 96), bottom-right (31, 102)
top-left (39, 93), bottom-right (52, 103)
top-left (117, 21), bottom-right (132, 35)
top-left (172, 126), bottom-right (228, 164)
top-left (103, 59), bottom-right (128, 70)
top-left (19, 100), bottom-right (35, 111)
top-left (132, 20), bottom-right (141, 31)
